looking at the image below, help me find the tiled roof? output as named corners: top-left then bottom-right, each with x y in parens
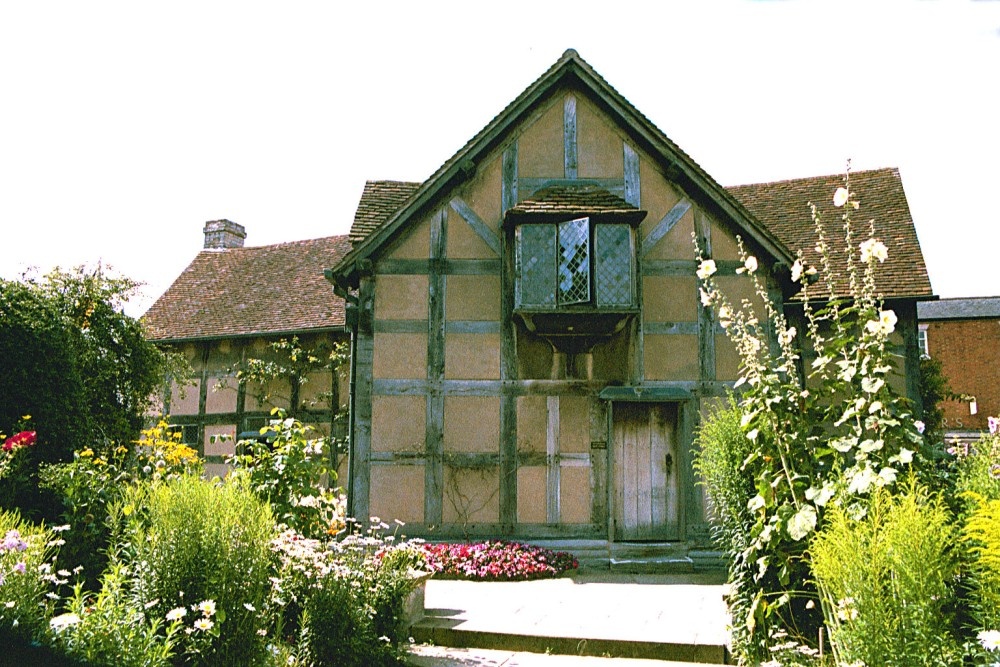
top-left (143, 235), bottom-right (350, 341)
top-left (919, 297), bottom-right (1000, 320)
top-left (504, 184), bottom-right (646, 224)
top-left (349, 180), bottom-right (421, 245)
top-left (727, 168), bottom-right (933, 299)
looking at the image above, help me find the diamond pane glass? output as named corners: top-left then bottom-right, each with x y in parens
top-left (558, 218), bottom-right (590, 305)
top-left (516, 225), bottom-right (557, 307)
top-left (595, 224), bottom-right (634, 306)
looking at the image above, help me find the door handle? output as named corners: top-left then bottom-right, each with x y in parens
top-left (665, 453), bottom-right (673, 476)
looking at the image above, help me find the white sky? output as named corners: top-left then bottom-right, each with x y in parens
top-left (2, 1), bottom-right (999, 316)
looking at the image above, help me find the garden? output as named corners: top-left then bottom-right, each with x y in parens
top-left (0, 266), bottom-right (577, 666)
top-left (693, 166), bottom-right (1000, 666)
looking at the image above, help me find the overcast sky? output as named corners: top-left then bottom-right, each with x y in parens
top-left (2, 1), bottom-right (998, 315)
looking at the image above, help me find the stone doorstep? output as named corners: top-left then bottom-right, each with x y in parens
top-left (409, 623), bottom-right (728, 664)
top-left (407, 644), bottom-right (726, 667)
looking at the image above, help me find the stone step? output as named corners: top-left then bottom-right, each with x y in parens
top-left (407, 644), bottom-right (727, 666)
top-left (609, 557), bottom-right (696, 575)
top-left (409, 622), bottom-right (727, 664)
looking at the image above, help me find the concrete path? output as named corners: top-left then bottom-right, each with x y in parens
top-left (408, 572), bottom-right (730, 665)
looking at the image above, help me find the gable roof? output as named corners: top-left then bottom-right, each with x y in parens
top-left (329, 49), bottom-right (793, 288)
top-left (143, 235), bottom-right (350, 342)
top-left (919, 296), bottom-right (1000, 320)
top-left (728, 168), bottom-right (933, 299)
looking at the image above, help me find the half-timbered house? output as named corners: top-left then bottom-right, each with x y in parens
top-left (326, 49), bottom-right (932, 564)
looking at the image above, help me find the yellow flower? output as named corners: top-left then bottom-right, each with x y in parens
top-left (79, 448), bottom-right (94, 458)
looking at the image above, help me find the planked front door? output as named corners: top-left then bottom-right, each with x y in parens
top-left (613, 402), bottom-right (680, 540)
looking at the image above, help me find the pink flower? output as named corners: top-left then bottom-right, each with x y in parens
top-left (3, 431), bottom-right (37, 452)
top-left (989, 416), bottom-right (999, 435)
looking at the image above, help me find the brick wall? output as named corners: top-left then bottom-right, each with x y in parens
top-left (926, 318), bottom-right (1000, 431)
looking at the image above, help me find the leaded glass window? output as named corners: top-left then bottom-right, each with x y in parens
top-left (558, 218), bottom-right (591, 305)
top-left (515, 217), bottom-right (635, 309)
top-left (594, 224), bottom-right (633, 306)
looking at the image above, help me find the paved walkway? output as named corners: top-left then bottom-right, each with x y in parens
top-left (407, 572), bottom-right (730, 665)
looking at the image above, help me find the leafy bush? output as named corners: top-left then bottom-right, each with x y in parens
top-left (420, 541), bottom-right (578, 581)
top-left (47, 561), bottom-right (178, 667)
top-left (810, 484), bottom-right (959, 666)
top-left (228, 411), bottom-right (341, 539)
top-left (0, 511), bottom-right (61, 644)
top-left (123, 474), bottom-right (274, 666)
top-left (693, 396), bottom-right (765, 661)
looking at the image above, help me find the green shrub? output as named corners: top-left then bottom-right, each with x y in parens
top-left (693, 396), bottom-right (769, 662)
top-left (124, 474), bottom-right (274, 666)
top-left (810, 484), bottom-right (959, 666)
top-left (0, 510), bottom-right (60, 644)
top-left (962, 493), bottom-right (1000, 631)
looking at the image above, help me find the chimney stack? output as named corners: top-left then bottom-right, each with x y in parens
top-left (203, 219), bottom-right (246, 249)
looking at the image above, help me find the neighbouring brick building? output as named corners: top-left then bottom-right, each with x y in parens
top-left (918, 296), bottom-right (1000, 441)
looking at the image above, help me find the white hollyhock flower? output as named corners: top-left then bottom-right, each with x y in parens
top-left (696, 259), bottom-right (717, 280)
top-left (833, 187), bottom-right (850, 207)
top-left (859, 238), bottom-right (888, 263)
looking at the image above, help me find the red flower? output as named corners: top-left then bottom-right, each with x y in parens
top-left (3, 431), bottom-right (37, 452)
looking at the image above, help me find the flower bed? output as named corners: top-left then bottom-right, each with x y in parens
top-left (420, 541), bottom-right (578, 581)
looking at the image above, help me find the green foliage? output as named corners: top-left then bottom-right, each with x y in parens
top-left (693, 397), bottom-right (767, 661)
top-left (918, 355), bottom-right (951, 446)
top-left (963, 494), bottom-right (1000, 631)
top-left (232, 336), bottom-right (348, 414)
top-left (694, 167), bottom-right (926, 657)
top-left (123, 474), bottom-right (274, 666)
top-left (810, 484), bottom-right (959, 666)
top-left (47, 561), bottom-right (178, 667)
top-left (0, 511), bottom-right (60, 644)
top-left (955, 434), bottom-right (1000, 507)
top-left (0, 266), bottom-right (191, 519)
top-left (228, 411), bottom-right (343, 539)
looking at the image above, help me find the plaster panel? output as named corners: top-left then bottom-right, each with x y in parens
top-left (559, 396), bottom-right (590, 453)
top-left (710, 220), bottom-right (742, 261)
top-left (386, 216), bottom-right (431, 260)
top-left (371, 465), bottom-right (425, 524)
top-left (577, 98), bottom-right (623, 180)
top-left (715, 275), bottom-right (767, 322)
top-left (516, 330), bottom-right (554, 380)
top-left (517, 466), bottom-right (548, 523)
top-left (463, 153), bottom-right (503, 230)
top-left (643, 276), bottom-right (699, 323)
top-left (447, 205), bottom-right (496, 259)
top-left (204, 424), bottom-right (236, 457)
top-left (517, 395), bottom-right (548, 453)
top-left (373, 333), bottom-right (427, 379)
top-left (206, 375), bottom-right (238, 414)
top-left (590, 327), bottom-right (631, 383)
top-left (644, 207), bottom-right (697, 261)
top-left (170, 379), bottom-right (200, 416)
top-left (446, 275), bottom-right (500, 321)
top-left (560, 466), bottom-right (591, 524)
top-left (372, 395), bottom-right (427, 452)
top-left (518, 98), bottom-right (565, 179)
top-left (638, 159), bottom-right (683, 242)
top-left (245, 378), bottom-right (292, 412)
top-left (300, 370), bottom-right (334, 410)
top-left (715, 333), bottom-right (741, 382)
top-left (644, 334), bottom-right (699, 381)
top-left (444, 396), bottom-right (500, 453)
top-left (375, 274), bottom-right (429, 321)
top-left (444, 333), bottom-right (500, 380)
top-left (443, 466), bottom-right (500, 524)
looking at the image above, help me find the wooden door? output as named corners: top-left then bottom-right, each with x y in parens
top-left (613, 402), bottom-right (680, 540)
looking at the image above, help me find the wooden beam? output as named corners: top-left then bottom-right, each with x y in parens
top-left (547, 396), bottom-right (561, 524)
top-left (518, 177), bottom-right (625, 200)
top-left (644, 322), bottom-right (702, 336)
top-left (503, 142), bottom-right (518, 211)
top-left (450, 197), bottom-right (501, 256)
top-left (641, 200), bottom-right (691, 258)
top-left (624, 143), bottom-right (640, 207)
top-left (425, 208), bottom-right (447, 524)
top-left (500, 222), bottom-right (518, 532)
top-left (590, 399), bottom-right (609, 529)
top-left (350, 275), bottom-right (376, 522)
top-left (642, 259), bottom-right (745, 277)
top-left (564, 95), bottom-right (578, 179)
top-left (695, 210), bottom-right (716, 383)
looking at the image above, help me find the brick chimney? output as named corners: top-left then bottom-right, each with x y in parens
top-left (203, 219), bottom-right (246, 249)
